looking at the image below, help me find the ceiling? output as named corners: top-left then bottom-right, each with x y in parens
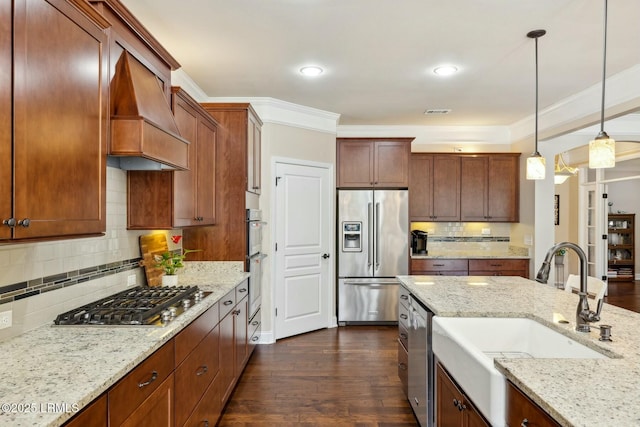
top-left (120, 0), bottom-right (640, 127)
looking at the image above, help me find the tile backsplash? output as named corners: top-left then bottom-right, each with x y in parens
top-left (0, 167), bottom-right (179, 340)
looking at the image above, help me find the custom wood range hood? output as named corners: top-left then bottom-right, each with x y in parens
top-left (109, 51), bottom-right (189, 170)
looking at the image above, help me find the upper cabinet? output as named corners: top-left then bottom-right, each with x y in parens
top-left (202, 103), bottom-right (263, 195)
top-left (127, 88), bottom-right (218, 229)
top-left (410, 153), bottom-right (519, 222)
top-left (337, 138), bottom-right (413, 188)
top-left (410, 154), bottom-right (460, 221)
top-left (1, 0), bottom-right (109, 241)
top-left (460, 154), bottom-right (520, 222)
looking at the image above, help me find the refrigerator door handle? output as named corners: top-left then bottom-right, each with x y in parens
top-left (367, 202), bottom-right (373, 271)
top-left (375, 202), bottom-right (381, 270)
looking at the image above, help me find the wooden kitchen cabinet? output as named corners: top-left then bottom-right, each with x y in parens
top-left (183, 103), bottom-right (262, 262)
top-left (337, 138), bottom-right (413, 188)
top-left (127, 87), bottom-right (218, 229)
top-left (506, 381), bottom-right (561, 427)
top-left (411, 258), bottom-right (469, 276)
top-left (460, 154), bottom-right (520, 222)
top-left (437, 362), bottom-right (489, 427)
top-left (410, 154), bottom-right (461, 221)
top-left (468, 259), bottom-right (530, 279)
top-left (1, 0), bottom-right (109, 241)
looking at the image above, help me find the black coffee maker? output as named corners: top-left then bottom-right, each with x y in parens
top-left (411, 230), bottom-right (428, 255)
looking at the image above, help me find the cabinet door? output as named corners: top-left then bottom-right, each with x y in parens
top-left (486, 156), bottom-right (519, 222)
top-left (218, 310), bottom-right (236, 405)
top-left (436, 363), bottom-right (464, 427)
top-left (235, 295), bottom-right (249, 371)
top-left (409, 154), bottom-right (434, 220)
top-left (195, 118), bottom-right (217, 223)
top-left (337, 140), bottom-right (375, 187)
top-left (432, 156), bottom-right (461, 220)
top-left (64, 395), bottom-right (107, 427)
top-left (0, 0), bottom-right (10, 240)
top-left (374, 140), bottom-right (410, 187)
top-left (13, 0), bottom-right (107, 239)
top-left (506, 381), bottom-right (561, 427)
top-left (247, 112), bottom-right (261, 194)
top-left (172, 92), bottom-right (199, 227)
top-left (460, 156), bottom-right (488, 221)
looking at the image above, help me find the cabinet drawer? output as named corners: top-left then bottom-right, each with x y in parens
top-left (469, 259), bottom-right (528, 272)
top-left (249, 308), bottom-right (261, 338)
top-left (411, 258), bottom-right (468, 272)
top-left (398, 322), bottom-right (408, 351)
top-left (219, 288), bottom-right (236, 320)
top-left (108, 341), bottom-right (175, 427)
top-left (398, 302), bottom-right (410, 329)
top-left (399, 286), bottom-right (410, 309)
top-left (397, 341), bottom-right (408, 398)
top-left (468, 270), bottom-right (527, 278)
top-left (64, 394), bottom-right (107, 427)
top-left (236, 281), bottom-right (249, 302)
top-left (506, 381), bottom-right (560, 427)
top-left (175, 325), bottom-right (220, 427)
top-left (175, 302), bottom-right (219, 366)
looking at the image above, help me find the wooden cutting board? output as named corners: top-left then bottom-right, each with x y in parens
top-left (139, 233), bottom-right (169, 287)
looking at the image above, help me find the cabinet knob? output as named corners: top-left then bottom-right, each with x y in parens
top-left (238, 288), bottom-right (247, 293)
top-left (521, 419), bottom-right (529, 427)
top-left (2, 218), bottom-right (16, 228)
top-left (196, 365), bottom-right (208, 376)
top-left (17, 218), bottom-right (30, 227)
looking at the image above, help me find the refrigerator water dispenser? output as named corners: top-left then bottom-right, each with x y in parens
top-left (342, 222), bottom-right (362, 252)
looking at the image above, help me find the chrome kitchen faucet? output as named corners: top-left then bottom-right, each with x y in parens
top-left (536, 242), bottom-right (602, 332)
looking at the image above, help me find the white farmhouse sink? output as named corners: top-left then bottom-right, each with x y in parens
top-left (432, 317), bottom-right (607, 427)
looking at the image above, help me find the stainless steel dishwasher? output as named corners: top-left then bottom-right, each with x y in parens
top-left (408, 296), bottom-right (434, 427)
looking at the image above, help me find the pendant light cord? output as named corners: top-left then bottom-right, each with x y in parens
top-left (534, 35), bottom-right (539, 154)
top-left (600, 0), bottom-right (608, 133)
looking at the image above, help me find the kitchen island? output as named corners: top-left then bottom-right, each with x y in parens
top-left (0, 262), bottom-right (249, 427)
top-left (398, 275), bottom-right (640, 427)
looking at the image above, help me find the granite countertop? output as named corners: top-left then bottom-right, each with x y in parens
top-left (0, 262), bottom-right (250, 427)
top-left (398, 275), bottom-right (640, 427)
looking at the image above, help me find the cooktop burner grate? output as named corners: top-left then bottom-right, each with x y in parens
top-left (54, 285), bottom-right (201, 326)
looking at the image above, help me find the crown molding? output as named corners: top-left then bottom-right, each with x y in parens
top-left (171, 69), bottom-right (209, 102)
top-left (204, 97), bottom-right (340, 134)
top-left (510, 64), bottom-right (640, 143)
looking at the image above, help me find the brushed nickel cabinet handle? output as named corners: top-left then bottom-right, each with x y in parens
top-left (196, 365), bottom-right (208, 376)
top-left (238, 288), bottom-right (247, 293)
top-left (223, 300), bottom-right (233, 306)
top-left (17, 218), bottom-right (30, 227)
top-left (2, 218), bottom-right (16, 227)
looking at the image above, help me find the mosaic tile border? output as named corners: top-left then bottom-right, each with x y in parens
top-left (0, 258), bottom-right (142, 306)
top-left (430, 236), bottom-right (510, 242)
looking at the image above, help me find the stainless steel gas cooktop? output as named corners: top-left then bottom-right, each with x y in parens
top-left (53, 285), bottom-right (209, 326)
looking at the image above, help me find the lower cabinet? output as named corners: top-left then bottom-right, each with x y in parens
top-left (506, 381), bottom-right (561, 427)
top-left (63, 280), bottom-right (255, 427)
top-left (411, 258), bottom-right (530, 278)
top-left (436, 362), bottom-right (489, 427)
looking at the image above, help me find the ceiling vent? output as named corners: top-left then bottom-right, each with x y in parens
top-left (424, 109), bottom-right (452, 115)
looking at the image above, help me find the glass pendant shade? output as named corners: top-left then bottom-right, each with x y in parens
top-left (526, 154), bottom-right (546, 180)
top-left (589, 133), bottom-right (616, 168)
top-left (554, 153), bottom-right (578, 184)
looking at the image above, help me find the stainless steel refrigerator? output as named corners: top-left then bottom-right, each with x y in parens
top-left (338, 189), bottom-right (408, 323)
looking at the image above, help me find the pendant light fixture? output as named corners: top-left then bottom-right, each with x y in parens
top-left (554, 153), bottom-right (578, 184)
top-left (589, 0), bottom-right (615, 168)
top-left (526, 29), bottom-right (547, 180)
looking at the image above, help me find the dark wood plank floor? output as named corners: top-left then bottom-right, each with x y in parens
top-left (217, 325), bottom-right (417, 426)
top-left (604, 280), bottom-right (640, 313)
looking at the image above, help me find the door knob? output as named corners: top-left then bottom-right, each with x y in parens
top-left (322, 253), bottom-right (330, 259)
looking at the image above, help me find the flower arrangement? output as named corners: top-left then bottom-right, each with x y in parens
top-left (154, 249), bottom-right (201, 275)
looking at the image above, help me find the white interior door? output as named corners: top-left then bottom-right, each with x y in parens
top-left (274, 161), bottom-right (333, 339)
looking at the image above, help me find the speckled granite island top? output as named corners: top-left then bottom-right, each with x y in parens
top-left (0, 262), bottom-right (250, 427)
top-left (398, 275), bottom-right (640, 427)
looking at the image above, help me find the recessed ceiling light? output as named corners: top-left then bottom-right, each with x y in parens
top-left (433, 65), bottom-right (458, 76)
top-left (299, 66), bottom-right (323, 76)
